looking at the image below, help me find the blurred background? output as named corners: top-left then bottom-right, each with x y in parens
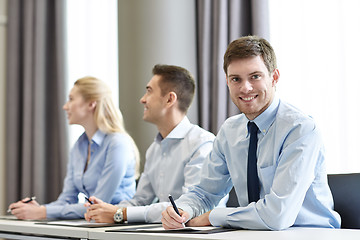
top-left (1, 0), bottom-right (359, 214)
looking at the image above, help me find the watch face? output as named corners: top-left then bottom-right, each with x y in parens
top-left (114, 208), bottom-right (123, 223)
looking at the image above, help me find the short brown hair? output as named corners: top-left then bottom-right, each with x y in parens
top-left (152, 64), bottom-right (195, 113)
top-left (223, 36), bottom-right (277, 75)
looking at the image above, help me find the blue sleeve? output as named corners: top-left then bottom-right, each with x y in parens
top-left (118, 150), bottom-right (156, 207)
top-left (177, 132), bottom-right (233, 218)
top-left (45, 149), bottom-right (80, 218)
top-left (182, 140), bottom-right (214, 193)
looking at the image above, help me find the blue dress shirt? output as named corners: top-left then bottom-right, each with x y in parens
top-left (45, 130), bottom-right (136, 219)
top-left (177, 97), bottom-right (341, 230)
top-left (118, 116), bottom-right (217, 223)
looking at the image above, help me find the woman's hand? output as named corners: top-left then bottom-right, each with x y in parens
top-left (8, 198), bottom-right (46, 220)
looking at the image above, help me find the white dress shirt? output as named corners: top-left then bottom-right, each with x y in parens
top-left (118, 116), bottom-right (216, 223)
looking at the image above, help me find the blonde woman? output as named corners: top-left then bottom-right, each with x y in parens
top-left (8, 76), bottom-right (139, 219)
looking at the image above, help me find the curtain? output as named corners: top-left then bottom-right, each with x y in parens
top-left (196, 0), bottom-right (270, 134)
top-left (6, 0), bottom-right (68, 206)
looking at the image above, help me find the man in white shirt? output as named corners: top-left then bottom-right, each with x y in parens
top-left (84, 64), bottom-right (222, 223)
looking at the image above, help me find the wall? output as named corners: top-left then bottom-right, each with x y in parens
top-left (0, 0), bottom-right (7, 214)
top-left (118, 0), bottom-right (198, 171)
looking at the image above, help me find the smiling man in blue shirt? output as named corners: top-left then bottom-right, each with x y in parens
top-left (162, 36), bottom-right (341, 230)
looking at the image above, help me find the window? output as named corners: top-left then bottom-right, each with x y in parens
top-left (65, 0), bottom-right (119, 147)
top-left (269, 0), bottom-right (360, 173)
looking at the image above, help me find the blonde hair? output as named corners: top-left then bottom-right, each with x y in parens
top-left (74, 76), bottom-right (140, 178)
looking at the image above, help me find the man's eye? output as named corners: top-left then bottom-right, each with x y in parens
top-left (251, 75), bottom-right (261, 80)
top-left (232, 77), bottom-right (240, 82)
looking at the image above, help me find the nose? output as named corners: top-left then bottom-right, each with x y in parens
top-left (139, 94), bottom-right (146, 104)
top-left (63, 102), bottom-right (68, 110)
top-left (240, 80), bottom-right (253, 93)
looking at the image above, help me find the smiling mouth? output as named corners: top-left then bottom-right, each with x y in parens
top-left (240, 96), bottom-right (257, 101)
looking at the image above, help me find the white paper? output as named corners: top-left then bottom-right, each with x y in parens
top-left (45, 220), bottom-right (106, 226)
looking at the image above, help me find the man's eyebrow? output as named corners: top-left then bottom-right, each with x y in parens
top-left (227, 71), bottom-right (264, 78)
top-left (249, 71), bottom-right (264, 75)
top-left (228, 74), bottom-right (240, 77)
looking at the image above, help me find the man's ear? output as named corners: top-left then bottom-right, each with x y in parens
top-left (167, 91), bottom-right (177, 107)
top-left (272, 69), bottom-right (280, 86)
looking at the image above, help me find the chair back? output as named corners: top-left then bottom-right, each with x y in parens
top-left (226, 187), bottom-right (240, 207)
top-left (327, 173), bottom-right (360, 229)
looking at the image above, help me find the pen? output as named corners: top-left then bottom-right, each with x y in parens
top-left (85, 196), bottom-right (94, 205)
top-left (7, 196), bottom-right (36, 213)
top-left (168, 194), bottom-right (185, 227)
top-left (23, 196), bottom-right (36, 203)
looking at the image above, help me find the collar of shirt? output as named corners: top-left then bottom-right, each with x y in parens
top-left (155, 116), bottom-right (191, 142)
top-left (252, 96), bottom-right (280, 136)
top-left (79, 129), bottom-right (106, 147)
top-left (91, 130), bottom-right (106, 146)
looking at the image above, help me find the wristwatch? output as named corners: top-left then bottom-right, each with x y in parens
top-left (113, 207), bottom-right (124, 223)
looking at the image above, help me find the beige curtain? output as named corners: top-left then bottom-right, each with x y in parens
top-left (6, 0), bottom-right (68, 205)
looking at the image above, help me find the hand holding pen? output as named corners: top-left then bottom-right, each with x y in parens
top-left (7, 196), bottom-right (46, 220)
top-left (85, 196), bottom-right (94, 205)
top-left (7, 196), bottom-right (37, 213)
top-left (168, 195), bottom-right (186, 228)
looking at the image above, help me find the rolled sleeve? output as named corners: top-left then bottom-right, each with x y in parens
top-left (209, 205), bottom-right (268, 229)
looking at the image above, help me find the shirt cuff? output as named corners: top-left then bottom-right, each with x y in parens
top-left (45, 204), bottom-right (62, 219)
top-left (209, 207), bottom-right (233, 227)
top-left (126, 206), bottom-right (147, 223)
top-left (177, 203), bottom-right (194, 221)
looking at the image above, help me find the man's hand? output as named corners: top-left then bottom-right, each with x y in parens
top-left (161, 206), bottom-right (189, 229)
top-left (8, 198), bottom-right (46, 220)
top-left (186, 211), bottom-right (212, 227)
top-left (84, 196), bottom-right (119, 223)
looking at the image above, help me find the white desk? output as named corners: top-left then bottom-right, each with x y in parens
top-left (88, 227), bottom-right (360, 240)
top-left (0, 218), bottom-right (160, 240)
top-left (0, 218), bottom-right (89, 239)
top-left (0, 217), bottom-right (359, 240)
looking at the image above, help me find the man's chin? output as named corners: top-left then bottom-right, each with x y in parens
top-left (142, 116), bottom-right (151, 123)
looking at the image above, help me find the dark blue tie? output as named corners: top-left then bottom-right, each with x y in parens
top-left (247, 121), bottom-right (260, 203)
